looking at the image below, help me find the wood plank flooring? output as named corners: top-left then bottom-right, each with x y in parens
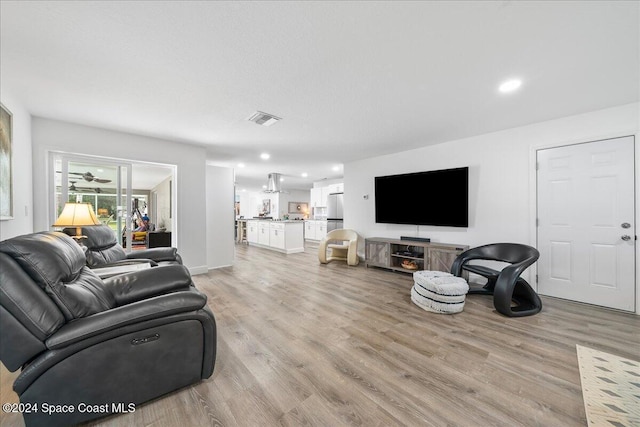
top-left (2, 242), bottom-right (639, 426)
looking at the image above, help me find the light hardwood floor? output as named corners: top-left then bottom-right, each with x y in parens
top-left (2, 242), bottom-right (639, 426)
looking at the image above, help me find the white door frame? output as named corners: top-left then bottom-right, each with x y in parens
top-left (528, 131), bottom-right (639, 315)
top-left (47, 151), bottom-right (179, 250)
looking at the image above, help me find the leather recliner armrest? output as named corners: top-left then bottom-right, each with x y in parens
top-left (126, 247), bottom-right (179, 262)
top-left (103, 264), bottom-right (193, 306)
top-left (91, 258), bottom-right (159, 269)
top-left (45, 290), bottom-right (207, 350)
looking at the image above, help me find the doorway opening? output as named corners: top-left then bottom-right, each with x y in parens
top-left (50, 152), bottom-right (176, 252)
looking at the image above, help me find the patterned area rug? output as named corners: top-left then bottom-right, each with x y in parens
top-left (576, 345), bottom-right (640, 427)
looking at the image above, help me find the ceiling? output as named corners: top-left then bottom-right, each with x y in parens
top-left (1, 1), bottom-right (638, 192)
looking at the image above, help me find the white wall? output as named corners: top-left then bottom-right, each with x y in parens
top-left (31, 117), bottom-right (213, 273)
top-left (0, 94), bottom-right (33, 240)
top-left (312, 178), bottom-right (343, 189)
top-left (345, 102), bottom-right (639, 311)
top-left (277, 190), bottom-right (310, 219)
top-left (206, 164), bottom-right (234, 269)
top-left (237, 189), bottom-right (262, 219)
top-left (236, 189), bottom-right (310, 219)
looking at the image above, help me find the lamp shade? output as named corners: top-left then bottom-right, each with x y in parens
top-left (53, 203), bottom-right (101, 239)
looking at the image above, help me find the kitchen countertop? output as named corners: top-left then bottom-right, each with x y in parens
top-left (238, 219), bottom-right (306, 223)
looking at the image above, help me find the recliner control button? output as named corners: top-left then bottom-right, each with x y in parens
top-left (131, 333), bottom-right (159, 345)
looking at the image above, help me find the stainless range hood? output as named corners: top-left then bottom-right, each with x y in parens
top-left (264, 173), bottom-right (285, 193)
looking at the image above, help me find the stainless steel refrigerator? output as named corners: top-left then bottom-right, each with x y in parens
top-left (326, 192), bottom-right (343, 232)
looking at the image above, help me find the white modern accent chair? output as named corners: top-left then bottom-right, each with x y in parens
top-left (318, 229), bottom-right (360, 266)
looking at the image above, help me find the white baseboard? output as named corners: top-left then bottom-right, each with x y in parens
top-left (188, 265), bottom-right (209, 275)
top-left (208, 264), bottom-right (232, 271)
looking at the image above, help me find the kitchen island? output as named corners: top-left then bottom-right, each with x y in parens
top-left (245, 219), bottom-right (305, 254)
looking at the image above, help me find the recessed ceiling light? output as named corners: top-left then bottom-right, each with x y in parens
top-left (260, 153), bottom-right (270, 160)
top-left (332, 165), bottom-right (340, 172)
top-left (262, 184), bottom-right (267, 189)
top-left (280, 177), bottom-right (284, 182)
top-left (237, 163), bottom-right (245, 168)
top-left (498, 79), bottom-right (522, 93)
top-left (301, 172), bottom-right (308, 178)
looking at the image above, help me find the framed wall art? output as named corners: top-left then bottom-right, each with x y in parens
top-left (288, 202), bottom-right (308, 214)
top-left (262, 199), bottom-right (271, 215)
top-left (0, 103), bottom-right (12, 220)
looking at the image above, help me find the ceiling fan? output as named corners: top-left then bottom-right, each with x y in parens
top-left (56, 170), bottom-right (113, 184)
top-left (68, 181), bottom-right (111, 194)
top-left (69, 171), bottom-right (112, 183)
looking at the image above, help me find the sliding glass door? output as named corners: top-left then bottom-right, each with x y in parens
top-left (53, 154), bottom-right (132, 250)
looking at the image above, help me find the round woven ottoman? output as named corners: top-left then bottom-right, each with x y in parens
top-left (411, 270), bottom-right (469, 314)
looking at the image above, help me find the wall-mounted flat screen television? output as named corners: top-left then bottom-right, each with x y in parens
top-left (374, 167), bottom-right (468, 227)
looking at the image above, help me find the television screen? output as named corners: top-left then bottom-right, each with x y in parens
top-left (375, 167), bottom-right (468, 227)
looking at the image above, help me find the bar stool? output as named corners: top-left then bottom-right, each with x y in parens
top-left (236, 220), bottom-right (247, 243)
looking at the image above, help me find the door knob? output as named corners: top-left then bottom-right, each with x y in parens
top-left (621, 222), bottom-right (631, 229)
top-left (621, 235), bottom-right (631, 241)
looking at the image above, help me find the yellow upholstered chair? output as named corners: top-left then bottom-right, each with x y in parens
top-left (132, 231), bottom-right (148, 242)
top-left (318, 229), bottom-right (360, 266)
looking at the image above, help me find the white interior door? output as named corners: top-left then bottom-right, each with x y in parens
top-left (537, 136), bottom-right (635, 311)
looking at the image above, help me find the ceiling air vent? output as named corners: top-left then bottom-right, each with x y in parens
top-left (247, 111), bottom-right (281, 127)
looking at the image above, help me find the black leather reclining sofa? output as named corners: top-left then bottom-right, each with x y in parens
top-left (0, 231), bottom-right (216, 426)
top-left (63, 223), bottom-right (183, 268)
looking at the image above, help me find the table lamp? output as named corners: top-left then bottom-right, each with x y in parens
top-left (53, 202), bottom-right (101, 240)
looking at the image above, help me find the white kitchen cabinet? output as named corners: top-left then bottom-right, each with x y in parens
top-left (304, 220), bottom-right (316, 240)
top-left (247, 220), bottom-right (304, 254)
top-left (258, 222), bottom-right (270, 245)
top-left (270, 222), bottom-right (285, 249)
top-left (304, 220), bottom-right (327, 241)
top-left (311, 184), bottom-right (343, 208)
top-left (315, 221), bottom-right (327, 240)
top-left (310, 186), bottom-right (331, 208)
top-left (310, 188), bottom-right (322, 208)
top-left (327, 183), bottom-right (344, 194)
top-left (246, 220), bottom-right (258, 243)
top-left (320, 187), bottom-right (329, 206)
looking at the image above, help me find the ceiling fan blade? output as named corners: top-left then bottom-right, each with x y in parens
top-left (59, 170), bottom-right (112, 183)
top-left (83, 172), bottom-right (112, 183)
